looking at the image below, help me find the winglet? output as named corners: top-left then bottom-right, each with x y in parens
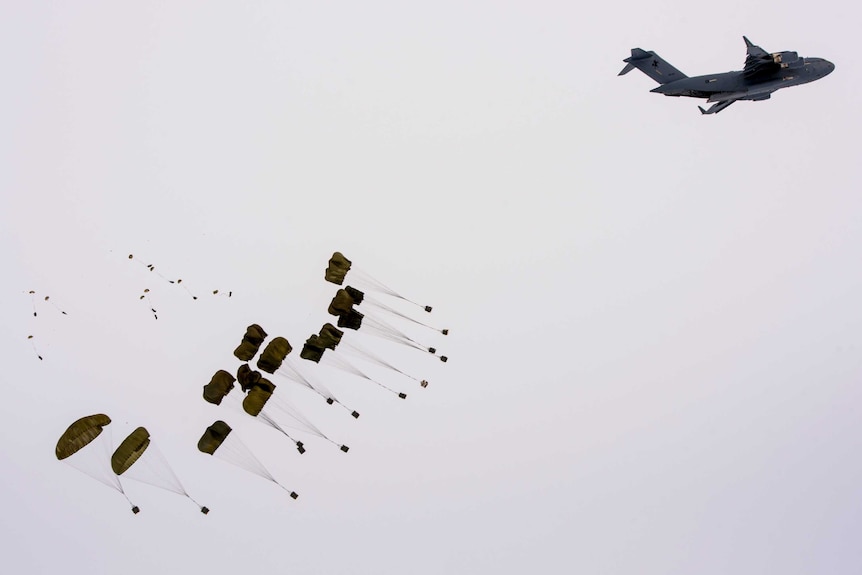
top-left (743, 36), bottom-right (754, 48)
top-left (698, 106), bottom-right (708, 115)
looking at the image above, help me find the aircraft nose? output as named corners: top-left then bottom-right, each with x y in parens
top-left (809, 57), bottom-right (835, 77)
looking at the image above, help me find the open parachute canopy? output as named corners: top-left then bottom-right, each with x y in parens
top-left (55, 414), bottom-right (111, 460)
top-left (234, 324), bottom-right (268, 361)
top-left (111, 426), bottom-right (150, 475)
top-left (203, 370), bottom-right (237, 405)
top-left (257, 337), bottom-right (292, 374)
top-left (55, 414), bottom-right (140, 513)
top-left (197, 420), bottom-right (232, 455)
top-left (197, 420), bottom-right (298, 499)
top-left (112, 426), bottom-right (209, 513)
top-left (324, 252), bottom-right (352, 285)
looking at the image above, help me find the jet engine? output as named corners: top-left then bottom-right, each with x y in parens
top-left (772, 51), bottom-right (803, 69)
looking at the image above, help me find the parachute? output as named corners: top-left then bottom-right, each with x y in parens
top-left (326, 288), bottom-right (448, 362)
top-left (55, 414), bottom-right (139, 513)
top-left (203, 370), bottom-right (236, 405)
top-left (112, 427), bottom-right (209, 513)
top-left (324, 251), bottom-right (434, 312)
top-left (300, 325), bottom-right (408, 400)
top-left (231, 324), bottom-right (360, 419)
top-left (234, 324), bottom-right (268, 362)
top-left (240, 365), bottom-right (349, 453)
top-left (26, 290), bottom-right (68, 360)
top-left (204, 365), bottom-right (349, 454)
top-left (257, 337), bottom-right (292, 374)
top-left (197, 420), bottom-right (298, 499)
top-left (128, 253), bottom-right (231, 319)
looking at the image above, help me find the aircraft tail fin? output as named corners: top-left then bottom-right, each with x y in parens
top-left (618, 48), bottom-right (687, 84)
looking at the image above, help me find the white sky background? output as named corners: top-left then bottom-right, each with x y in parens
top-left (2, 1), bottom-right (860, 573)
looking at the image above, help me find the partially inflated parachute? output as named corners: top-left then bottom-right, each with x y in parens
top-left (234, 324), bottom-right (268, 361)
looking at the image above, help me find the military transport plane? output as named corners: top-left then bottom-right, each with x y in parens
top-left (619, 37), bottom-right (834, 114)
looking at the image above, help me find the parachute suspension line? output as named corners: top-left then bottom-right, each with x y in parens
top-left (28, 290), bottom-right (37, 316)
top-left (42, 295), bottom-right (67, 315)
top-left (169, 278), bottom-right (198, 301)
top-left (139, 289), bottom-right (158, 320)
top-left (325, 353), bottom-right (407, 400)
top-left (276, 483), bottom-right (300, 500)
top-left (123, 440), bottom-right (207, 512)
top-left (215, 432), bottom-right (283, 486)
top-left (27, 335), bottom-right (43, 360)
top-left (341, 340), bottom-right (421, 383)
top-left (130, 253), bottom-right (229, 301)
top-left (277, 360), bottom-right (360, 418)
top-left (266, 396), bottom-right (350, 452)
top-left (349, 269), bottom-right (432, 312)
top-left (129, 254), bottom-right (171, 283)
top-left (258, 411), bottom-right (306, 454)
top-left (364, 295), bottom-right (448, 334)
top-left (361, 316), bottom-right (447, 361)
top-left (63, 425), bottom-right (139, 512)
top-left (27, 290), bottom-right (68, 317)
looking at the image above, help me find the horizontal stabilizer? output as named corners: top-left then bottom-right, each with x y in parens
top-left (618, 48), bottom-right (687, 84)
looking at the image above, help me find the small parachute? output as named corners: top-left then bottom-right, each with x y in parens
top-left (27, 290), bottom-right (68, 359)
top-left (128, 254), bottom-right (231, 315)
top-left (197, 420), bottom-right (298, 499)
top-left (55, 414), bottom-right (139, 513)
top-left (112, 427), bottom-right (208, 513)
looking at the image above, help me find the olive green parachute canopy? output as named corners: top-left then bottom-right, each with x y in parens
top-left (344, 286), bottom-right (364, 304)
top-left (111, 427), bottom-right (151, 475)
top-left (203, 370), bottom-right (236, 405)
top-left (318, 323), bottom-right (343, 350)
top-left (237, 364), bottom-right (263, 392)
top-left (328, 289), bottom-right (356, 316)
top-left (197, 420), bottom-right (232, 455)
top-left (300, 335), bottom-right (326, 362)
top-left (337, 309), bottom-right (364, 330)
top-left (324, 252), bottom-right (352, 285)
top-left (243, 385), bottom-right (273, 416)
top-left (256, 337), bottom-right (292, 374)
top-left (234, 324), bottom-right (268, 361)
top-left (56, 414), bottom-right (112, 460)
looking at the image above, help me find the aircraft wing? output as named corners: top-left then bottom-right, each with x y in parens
top-left (743, 36), bottom-right (781, 78)
top-left (744, 36), bottom-right (768, 59)
top-left (699, 87), bottom-right (775, 114)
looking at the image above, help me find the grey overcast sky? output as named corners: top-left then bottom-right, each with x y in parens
top-left (2, 1), bottom-right (860, 574)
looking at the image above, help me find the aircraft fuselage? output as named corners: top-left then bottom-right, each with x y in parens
top-left (651, 58), bottom-right (835, 100)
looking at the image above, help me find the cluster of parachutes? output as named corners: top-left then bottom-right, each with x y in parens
top-left (55, 414), bottom-right (208, 514)
top-left (129, 254), bottom-right (232, 320)
top-left (56, 252), bottom-right (447, 511)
